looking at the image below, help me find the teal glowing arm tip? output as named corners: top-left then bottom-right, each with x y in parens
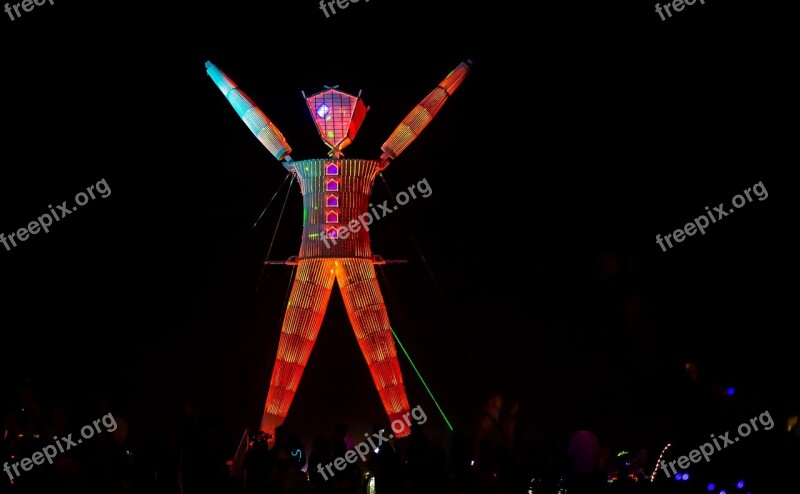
top-left (205, 60), bottom-right (293, 162)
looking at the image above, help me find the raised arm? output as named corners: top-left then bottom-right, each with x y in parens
top-left (205, 61), bottom-right (294, 163)
top-left (379, 60), bottom-right (472, 169)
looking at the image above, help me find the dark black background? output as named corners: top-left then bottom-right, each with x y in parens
top-left (0, 0), bottom-right (795, 489)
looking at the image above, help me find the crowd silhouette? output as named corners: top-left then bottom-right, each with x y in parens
top-left (2, 379), bottom-right (798, 494)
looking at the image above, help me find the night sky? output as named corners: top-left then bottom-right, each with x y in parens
top-left (0, 0), bottom-right (795, 490)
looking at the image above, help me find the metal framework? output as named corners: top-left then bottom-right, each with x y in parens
top-left (206, 60), bottom-right (471, 438)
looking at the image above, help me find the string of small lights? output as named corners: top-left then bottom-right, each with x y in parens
top-left (650, 443), bottom-right (672, 482)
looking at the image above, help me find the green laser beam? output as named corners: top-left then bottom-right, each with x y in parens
top-left (390, 327), bottom-right (453, 431)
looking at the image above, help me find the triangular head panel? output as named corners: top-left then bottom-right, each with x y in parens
top-left (305, 88), bottom-right (368, 157)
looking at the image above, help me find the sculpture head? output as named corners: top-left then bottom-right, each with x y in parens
top-left (304, 87), bottom-right (369, 158)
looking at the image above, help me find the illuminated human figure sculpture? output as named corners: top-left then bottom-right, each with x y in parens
top-left (205, 60), bottom-right (471, 438)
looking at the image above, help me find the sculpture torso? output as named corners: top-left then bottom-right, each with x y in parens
top-left (287, 158), bottom-right (380, 259)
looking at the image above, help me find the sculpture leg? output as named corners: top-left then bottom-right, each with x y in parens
top-left (335, 258), bottom-right (412, 436)
top-left (261, 258), bottom-right (337, 437)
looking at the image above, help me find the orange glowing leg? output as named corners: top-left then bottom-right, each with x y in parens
top-left (335, 259), bottom-right (411, 436)
top-left (261, 258), bottom-right (337, 436)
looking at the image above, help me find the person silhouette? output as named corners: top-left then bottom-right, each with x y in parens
top-left (243, 431), bottom-right (271, 493)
